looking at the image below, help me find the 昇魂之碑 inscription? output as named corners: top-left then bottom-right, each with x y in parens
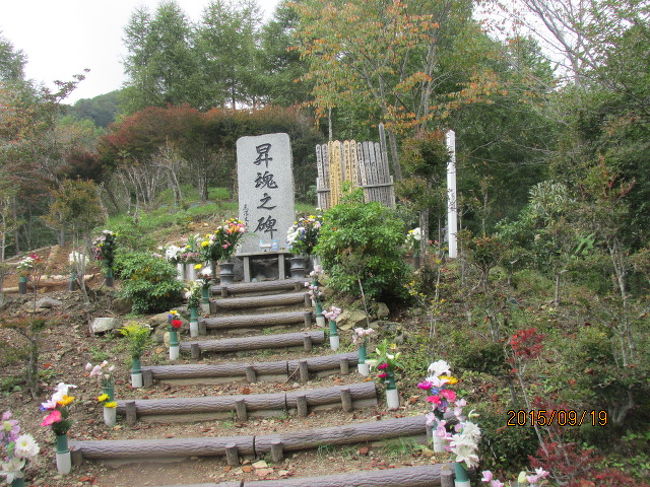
top-left (237, 133), bottom-right (295, 254)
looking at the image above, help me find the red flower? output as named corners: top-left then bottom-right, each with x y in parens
top-left (41, 410), bottom-right (62, 426)
top-left (377, 373), bottom-right (388, 379)
top-left (426, 395), bottom-right (442, 405)
top-left (377, 363), bottom-right (389, 370)
top-left (440, 389), bottom-right (456, 401)
top-left (171, 319), bottom-right (183, 329)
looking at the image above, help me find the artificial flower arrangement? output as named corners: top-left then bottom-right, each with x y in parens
top-left (185, 280), bottom-right (202, 310)
top-left (306, 266), bottom-right (325, 324)
top-left (322, 305), bottom-right (341, 350)
top-left (0, 411), bottom-right (40, 486)
top-left (40, 382), bottom-right (76, 474)
top-left (286, 214), bottom-right (322, 256)
top-left (202, 218), bottom-right (246, 262)
top-left (16, 254), bottom-right (40, 278)
top-left (184, 281), bottom-right (203, 337)
top-left (352, 327), bottom-right (375, 376)
top-left (418, 360), bottom-right (460, 452)
top-left (85, 361), bottom-right (116, 400)
top-left (481, 468), bottom-right (550, 487)
top-left (96, 394), bottom-right (118, 427)
top-left (366, 340), bottom-right (402, 409)
top-left (167, 310), bottom-right (183, 360)
top-left (196, 265), bottom-right (213, 288)
top-left (92, 230), bottom-right (117, 284)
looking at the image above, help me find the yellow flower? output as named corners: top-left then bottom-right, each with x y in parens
top-left (97, 393), bottom-right (109, 402)
top-left (201, 241), bottom-right (209, 247)
top-left (389, 343), bottom-right (398, 350)
top-left (194, 264), bottom-right (202, 270)
top-left (103, 401), bottom-right (118, 408)
top-left (439, 375), bottom-right (458, 385)
top-left (57, 395), bottom-right (75, 406)
top-left (169, 310), bottom-right (179, 316)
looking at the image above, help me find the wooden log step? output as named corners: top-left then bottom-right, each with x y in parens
top-left (212, 292), bottom-right (307, 310)
top-left (254, 415), bottom-right (427, 454)
top-left (70, 415), bottom-right (427, 466)
top-left (201, 311), bottom-right (310, 331)
top-left (156, 464), bottom-right (448, 487)
top-left (180, 331), bottom-right (325, 355)
top-left (244, 464), bottom-right (446, 487)
top-left (211, 278), bottom-right (305, 297)
top-left (115, 383), bottom-right (377, 423)
top-left (69, 435), bottom-right (255, 462)
top-left (140, 352), bottom-right (358, 384)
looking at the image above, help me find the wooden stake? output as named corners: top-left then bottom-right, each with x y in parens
top-left (235, 399), bottom-right (248, 421)
top-left (296, 395), bottom-right (308, 417)
top-left (340, 387), bottom-right (353, 412)
top-left (270, 440), bottom-right (284, 462)
top-left (225, 443), bottom-right (239, 466)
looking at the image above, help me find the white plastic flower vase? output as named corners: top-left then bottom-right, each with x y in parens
top-left (186, 266), bottom-right (197, 281)
top-left (189, 321), bottom-right (199, 338)
top-left (56, 451), bottom-right (71, 474)
top-left (131, 372), bottom-right (143, 388)
top-left (386, 388), bottom-right (399, 409)
top-left (358, 362), bottom-right (370, 376)
top-left (455, 481), bottom-right (471, 487)
top-left (200, 302), bottom-right (210, 314)
top-left (329, 335), bottom-right (340, 350)
top-left (169, 344), bottom-right (180, 360)
top-left (176, 263), bottom-right (185, 281)
top-left (316, 315), bottom-right (326, 327)
top-left (103, 406), bottom-right (117, 427)
top-left (433, 434), bottom-right (448, 453)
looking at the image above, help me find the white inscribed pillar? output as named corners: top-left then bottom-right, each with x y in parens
top-left (446, 130), bottom-right (458, 259)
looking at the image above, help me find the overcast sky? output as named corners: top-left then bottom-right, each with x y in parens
top-left (1, 0), bottom-right (280, 104)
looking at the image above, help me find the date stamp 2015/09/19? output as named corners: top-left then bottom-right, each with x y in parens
top-left (507, 410), bottom-right (608, 427)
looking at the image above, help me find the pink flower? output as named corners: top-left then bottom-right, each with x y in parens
top-left (417, 381), bottom-right (433, 390)
top-left (490, 481), bottom-right (504, 487)
top-left (377, 363), bottom-right (389, 370)
top-left (481, 471), bottom-right (493, 482)
top-left (40, 410), bottom-right (62, 426)
top-left (426, 395), bottom-right (442, 405)
top-left (440, 389), bottom-right (456, 401)
top-left (377, 373), bottom-right (388, 379)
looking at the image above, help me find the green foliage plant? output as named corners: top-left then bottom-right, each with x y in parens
top-left (0, 317), bottom-right (47, 399)
top-left (314, 190), bottom-right (410, 304)
top-left (120, 322), bottom-right (152, 363)
top-left (114, 251), bottom-right (183, 314)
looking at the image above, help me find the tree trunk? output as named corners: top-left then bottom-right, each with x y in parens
top-left (419, 209), bottom-right (429, 267)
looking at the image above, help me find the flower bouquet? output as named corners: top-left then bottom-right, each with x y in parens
top-left (168, 310), bottom-right (183, 360)
top-left (180, 235), bottom-right (203, 280)
top-left (1, 411), bottom-right (40, 486)
top-left (367, 340), bottom-right (402, 409)
top-left (196, 265), bottom-right (213, 312)
top-left (15, 254), bottom-right (40, 294)
top-left (120, 323), bottom-right (151, 388)
top-left (85, 361), bottom-right (115, 400)
top-left (163, 244), bottom-right (185, 281)
top-left (67, 251), bottom-right (88, 291)
top-left (419, 360), bottom-right (460, 452)
top-left (92, 230), bottom-right (117, 286)
top-left (352, 327), bottom-right (375, 376)
top-left (286, 214), bottom-right (322, 256)
top-left (184, 281), bottom-right (202, 337)
top-left (323, 305), bottom-right (341, 350)
top-left (96, 394), bottom-right (118, 427)
top-left (40, 382), bottom-right (76, 474)
top-left (481, 468), bottom-right (550, 487)
top-left (305, 268), bottom-right (324, 326)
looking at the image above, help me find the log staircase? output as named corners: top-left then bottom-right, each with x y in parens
top-left (71, 277), bottom-right (454, 486)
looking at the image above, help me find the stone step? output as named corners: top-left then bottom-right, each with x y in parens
top-left (200, 310), bottom-right (312, 332)
top-left (70, 415), bottom-right (427, 466)
top-left (210, 278), bottom-right (305, 297)
top-left (116, 382), bottom-right (378, 424)
top-left (140, 352), bottom-right (358, 385)
top-left (211, 292), bottom-right (308, 312)
top-left (157, 464), bottom-right (449, 487)
top-left (180, 331), bottom-right (325, 357)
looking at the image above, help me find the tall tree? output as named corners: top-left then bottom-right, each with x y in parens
top-left (0, 31), bottom-right (26, 82)
top-left (121, 1), bottom-right (203, 112)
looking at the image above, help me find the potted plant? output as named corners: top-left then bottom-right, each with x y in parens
top-left (120, 323), bottom-right (152, 388)
top-left (184, 281), bottom-right (202, 338)
top-left (367, 340), bottom-right (402, 410)
top-left (286, 214), bottom-right (322, 277)
top-left (40, 382), bottom-right (76, 474)
top-left (352, 327), bottom-right (375, 376)
top-left (0, 410), bottom-right (40, 487)
top-left (323, 305), bottom-right (341, 350)
top-left (167, 310), bottom-right (182, 360)
top-left (92, 230), bottom-right (117, 286)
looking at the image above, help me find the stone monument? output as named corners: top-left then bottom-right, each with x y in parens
top-left (236, 133), bottom-right (296, 255)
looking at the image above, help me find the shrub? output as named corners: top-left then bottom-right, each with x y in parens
top-left (315, 190), bottom-right (410, 304)
top-left (115, 251), bottom-right (183, 314)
